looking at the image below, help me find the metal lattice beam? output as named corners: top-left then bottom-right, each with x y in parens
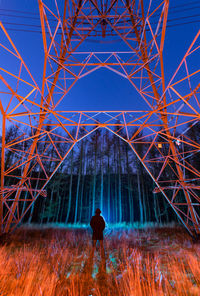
top-left (0, 0), bottom-right (200, 236)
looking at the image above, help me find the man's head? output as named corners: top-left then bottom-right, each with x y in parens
top-left (95, 208), bottom-right (101, 215)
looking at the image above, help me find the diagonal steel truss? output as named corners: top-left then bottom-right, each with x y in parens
top-left (0, 0), bottom-right (200, 236)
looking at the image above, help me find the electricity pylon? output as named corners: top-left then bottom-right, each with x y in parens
top-left (0, 0), bottom-right (200, 236)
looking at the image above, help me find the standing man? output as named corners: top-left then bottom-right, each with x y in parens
top-left (90, 208), bottom-right (106, 258)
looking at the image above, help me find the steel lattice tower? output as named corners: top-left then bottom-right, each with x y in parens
top-left (0, 0), bottom-right (200, 236)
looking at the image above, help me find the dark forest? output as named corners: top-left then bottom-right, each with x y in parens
top-left (2, 122), bottom-right (200, 226)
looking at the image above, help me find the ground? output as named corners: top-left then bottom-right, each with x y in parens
top-left (0, 224), bottom-right (199, 296)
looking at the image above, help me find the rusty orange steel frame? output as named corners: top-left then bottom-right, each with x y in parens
top-left (0, 0), bottom-right (200, 236)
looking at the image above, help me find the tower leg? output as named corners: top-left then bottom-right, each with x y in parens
top-left (0, 113), bottom-right (6, 235)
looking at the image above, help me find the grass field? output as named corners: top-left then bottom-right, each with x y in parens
top-left (0, 225), bottom-right (199, 296)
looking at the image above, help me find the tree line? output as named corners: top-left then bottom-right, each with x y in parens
top-left (27, 128), bottom-right (180, 225)
top-left (1, 123), bottom-right (200, 225)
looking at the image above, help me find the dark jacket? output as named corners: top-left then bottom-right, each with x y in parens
top-left (90, 214), bottom-right (105, 240)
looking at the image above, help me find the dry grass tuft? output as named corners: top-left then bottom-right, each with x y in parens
top-left (0, 226), bottom-right (199, 295)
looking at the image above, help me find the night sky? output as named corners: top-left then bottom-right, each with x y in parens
top-left (0, 0), bottom-right (199, 120)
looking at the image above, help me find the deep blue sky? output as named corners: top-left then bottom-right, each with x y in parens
top-left (0, 0), bottom-right (200, 113)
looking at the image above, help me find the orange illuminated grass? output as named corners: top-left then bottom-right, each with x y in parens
top-left (0, 226), bottom-right (199, 296)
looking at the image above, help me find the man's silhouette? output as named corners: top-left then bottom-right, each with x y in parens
top-left (90, 208), bottom-right (105, 258)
